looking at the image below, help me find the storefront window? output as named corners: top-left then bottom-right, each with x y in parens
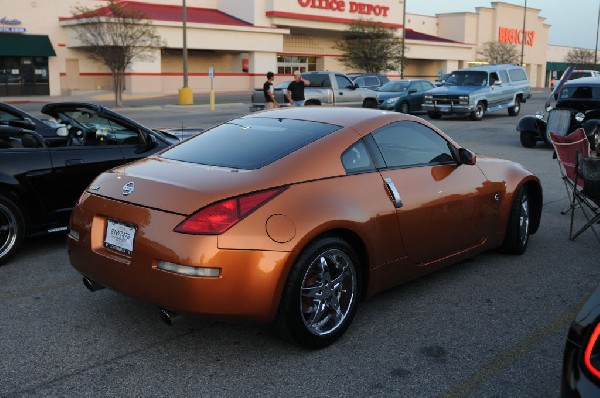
top-left (0, 56), bottom-right (49, 96)
top-left (277, 56), bottom-right (317, 74)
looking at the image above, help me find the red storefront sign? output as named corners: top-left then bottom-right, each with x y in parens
top-left (297, 0), bottom-right (390, 17)
top-left (499, 26), bottom-right (535, 46)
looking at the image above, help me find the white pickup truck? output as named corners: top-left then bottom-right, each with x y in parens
top-left (250, 71), bottom-right (379, 111)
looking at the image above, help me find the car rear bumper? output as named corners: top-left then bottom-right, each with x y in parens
top-left (68, 195), bottom-right (293, 323)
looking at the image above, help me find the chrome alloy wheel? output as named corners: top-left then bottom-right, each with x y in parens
top-left (300, 248), bottom-right (357, 336)
top-left (0, 202), bottom-right (18, 260)
top-left (519, 192), bottom-right (530, 246)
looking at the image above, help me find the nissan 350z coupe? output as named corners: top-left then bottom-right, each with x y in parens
top-left (68, 107), bottom-right (543, 348)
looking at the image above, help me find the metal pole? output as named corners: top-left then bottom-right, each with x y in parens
top-left (401, 0), bottom-right (406, 79)
top-left (182, 0), bottom-right (188, 88)
top-left (595, 1), bottom-right (600, 65)
top-left (520, 0), bottom-right (527, 66)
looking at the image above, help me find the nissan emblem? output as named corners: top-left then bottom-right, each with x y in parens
top-left (122, 182), bottom-right (135, 196)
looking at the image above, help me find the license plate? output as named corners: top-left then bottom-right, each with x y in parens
top-left (104, 219), bottom-right (136, 255)
top-left (437, 105), bottom-right (450, 112)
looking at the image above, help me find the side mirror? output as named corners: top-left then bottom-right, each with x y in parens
top-left (494, 81), bottom-right (502, 86)
top-left (458, 148), bottom-right (476, 165)
top-left (139, 133), bottom-right (158, 153)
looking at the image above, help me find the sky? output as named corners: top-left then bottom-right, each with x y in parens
top-left (406, 0), bottom-right (600, 49)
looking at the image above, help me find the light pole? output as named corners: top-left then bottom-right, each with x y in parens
top-left (520, 0), bottom-right (527, 66)
top-left (595, 2), bottom-right (600, 65)
top-left (178, 0), bottom-right (193, 104)
top-left (401, 0), bottom-right (406, 79)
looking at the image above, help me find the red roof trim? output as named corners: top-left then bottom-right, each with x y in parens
top-left (266, 11), bottom-right (403, 29)
top-left (405, 28), bottom-right (462, 44)
top-left (61, 1), bottom-right (252, 27)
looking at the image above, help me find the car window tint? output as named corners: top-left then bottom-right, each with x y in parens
top-left (364, 76), bottom-right (379, 87)
top-left (562, 85), bottom-right (600, 99)
top-left (0, 109), bottom-right (21, 123)
top-left (499, 70), bottom-right (509, 83)
top-left (371, 121), bottom-right (454, 168)
top-left (336, 75), bottom-right (354, 89)
top-left (354, 77), bottom-right (365, 87)
top-left (341, 140), bottom-right (375, 174)
top-left (508, 68), bottom-right (527, 81)
top-left (303, 74), bottom-right (331, 88)
top-left (161, 117), bottom-right (341, 170)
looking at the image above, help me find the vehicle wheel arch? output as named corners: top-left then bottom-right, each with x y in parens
top-left (304, 100), bottom-right (321, 106)
top-left (362, 98), bottom-right (378, 108)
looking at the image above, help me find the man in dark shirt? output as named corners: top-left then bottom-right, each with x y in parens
top-left (263, 71), bottom-right (278, 109)
top-left (286, 70), bottom-right (310, 106)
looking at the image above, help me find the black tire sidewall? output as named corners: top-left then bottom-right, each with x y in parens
top-left (501, 186), bottom-right (529, 254)
top-left (0, 195), bottom-right (25, 265)
top-left (276, 236), bottom-right (362, 348)
top-left (520, 131), bottom-right (536, 148)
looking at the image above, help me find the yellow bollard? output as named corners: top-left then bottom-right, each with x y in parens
top-left (178, 87), bottom-right (193, 105)
top-left (210, 90), bottom-right (215, 111)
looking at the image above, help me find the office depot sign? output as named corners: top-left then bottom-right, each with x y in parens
top-left (297, 0), bottom-right (390, 17)
top-left (499, 27), bottom-right (536, 46)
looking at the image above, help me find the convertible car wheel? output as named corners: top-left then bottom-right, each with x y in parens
top-left (501, 186), bottom-right (530, 254)
top-left (0, 195), bottom-right (25, 265)
top-left (274, 237), bottom-right (361, 348)
top-left (520, 130), bottom-right (536, 148)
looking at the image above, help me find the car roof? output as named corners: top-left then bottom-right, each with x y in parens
top-left (458, 64), bottom-right (523, 72)
top-left (564, 77), bottom-right (600, 86)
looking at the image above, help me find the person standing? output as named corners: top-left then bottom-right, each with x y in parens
top-left (263, 71), bottom-right (279, 109)
top-left (286, 70), bottom-right (310, 106)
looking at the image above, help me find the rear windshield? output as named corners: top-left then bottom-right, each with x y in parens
top-left (559, 85), bottom-right (600, 100)
top-left (160, 117), bottom-right (341, 170)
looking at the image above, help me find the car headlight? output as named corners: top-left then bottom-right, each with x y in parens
top-left (385, 97), bottom-right (399, 105)
top-left (535, 111), bottom-right (545, 120)
top-left (575, 112), bottom-right (585, 122)
top-left (424, 95), bottom-right (433, 100)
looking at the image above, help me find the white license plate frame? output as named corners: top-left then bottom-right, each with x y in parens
top-left (104, 219), bottom-right (136, 255)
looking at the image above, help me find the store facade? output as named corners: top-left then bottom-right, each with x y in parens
top-left (0, 0), bottom-right (550, 97)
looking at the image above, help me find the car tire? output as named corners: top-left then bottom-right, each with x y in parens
top-left (398, 101), bottom-right (410, 114)
top-left (0, 195), bottom-right (25, 265)
top-left (428, 112), bottom-right (442, 120)
top-left (273, 236), bottom-right (361, 348)
top-left (520, 130), bottom-right (537, 148)
top-left (508, 97), bottom-right (521, 116)
top-left (362, 99), bottom-right (377, 108)
top-left (470, 102), bottom-right (485, 121)
top-left (501, 186), bottom-right (530, 255)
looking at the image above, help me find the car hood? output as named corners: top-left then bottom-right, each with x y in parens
top-left (427, 86), bottom-right (485, 95)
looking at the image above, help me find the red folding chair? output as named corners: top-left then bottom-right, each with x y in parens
top-left (570, 150), bottom-right (600, 243)
top-left (550, 128), bottom-right (590, 215)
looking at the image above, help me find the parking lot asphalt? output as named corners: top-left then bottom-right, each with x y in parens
top-left (2, 91), bottom-right (598, 397)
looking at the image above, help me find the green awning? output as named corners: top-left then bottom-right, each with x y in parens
top-left (0, 34), bottom-right (56, 57)
top-left (546, 62), bottom-right (570, 71)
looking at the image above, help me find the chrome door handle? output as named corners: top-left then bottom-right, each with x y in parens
top-left (384, 178), bottom-right (403, 208)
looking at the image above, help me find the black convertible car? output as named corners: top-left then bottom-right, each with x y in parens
top-left (517, 76), bottom-right (600, 150)
top-left (0, 101), bottom-right (67, 142)
top-left (0, 102), bottom-right (199, 264)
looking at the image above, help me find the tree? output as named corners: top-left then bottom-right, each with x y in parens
top-left (566, 48), bottom-right (595, 65)
top-left (70, 1), bottom-right (164, 107)
top-left (477, 41), bottom-right (519, 64)
top-left (335, 20), bottom-right (406, 74)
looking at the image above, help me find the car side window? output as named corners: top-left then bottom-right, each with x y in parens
top-left (364, 76), bottom-right (379, 88)
top-left (0, 129), bottom-right (43, 149)
top-left (58, 111), bottom-right (142, 146)
top-left (499, 70), bottom-right (509, 83)
top-left (341, 139), bottom-right (375, 174)
top-left (371, 121), bottom-right (454, 168)
top-left (336, 75), bottom-right (354, 89)
top-left (490, 72), bottom-right (500, 85)
top-left (354, 77), bottom-right (365, 88)
top-left (0, 109), bottom-right (21, 123)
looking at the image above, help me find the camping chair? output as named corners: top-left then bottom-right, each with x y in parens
top-left (569, 150), bottom-right (600, 243)
top-left (550, 129), bottom-right (590, 215)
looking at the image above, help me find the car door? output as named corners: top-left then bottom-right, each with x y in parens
top-left (370, 121), bottom-right (497, 264)
top-left (409, 81), bottom-right (434, 111)
top-left (334, 74), bottom-right (362, 106)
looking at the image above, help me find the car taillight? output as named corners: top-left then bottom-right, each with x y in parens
top-left (584, 322), bottom-right (600, 379)
top-left (174, 187), bottom-right (286, 235)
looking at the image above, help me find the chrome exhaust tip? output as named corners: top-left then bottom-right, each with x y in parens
top-left (158, 307), bottom-right (179, 326)
top-left (82, 277), bottom-right (105, 292)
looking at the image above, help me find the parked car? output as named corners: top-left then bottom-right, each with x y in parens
top-left (553, 69), bottom-right (600, 100)
top-left (376, 79), bottom-right (435, 113)
top-left (347, 73), bottom-right (390, 90)
top-left (422, 64), bottom-right (531, 121)
top-left (0, 101), bottom-right (68, 145)
top-left (68, 107), bottom-right (542, 348)
top-left (250, 71), bottom-right (379, 111)
top-left (0, 102), bottom-right (200, 265)
top-left (517, 77), bottom-right (600, 148)
top-left (561, 286), bottom-right (600, 397)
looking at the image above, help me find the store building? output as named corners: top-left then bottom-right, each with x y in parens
top-left (0, 0), bottom-right (550, 97)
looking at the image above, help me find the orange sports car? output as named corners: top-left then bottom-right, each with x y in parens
top-left (68, 107), bottom-right (542, 348)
